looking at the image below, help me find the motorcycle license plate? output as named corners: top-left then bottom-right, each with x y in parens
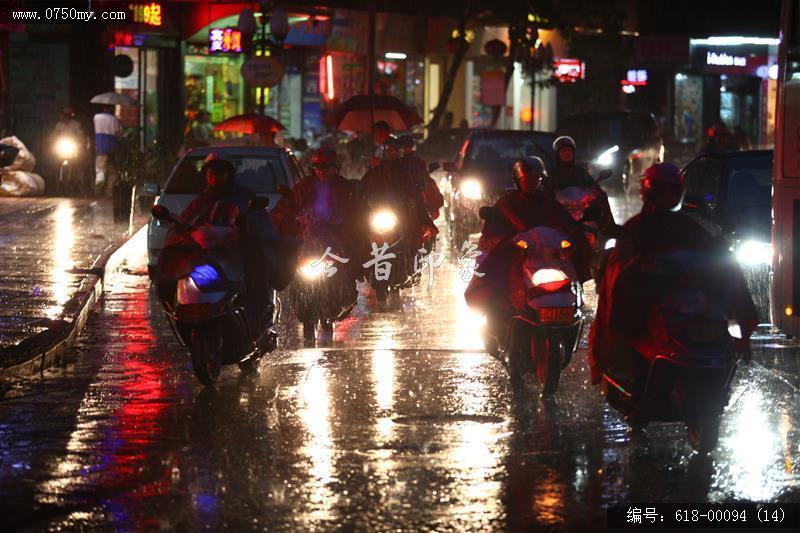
top-left (539, 307), bottom-right (573, 323)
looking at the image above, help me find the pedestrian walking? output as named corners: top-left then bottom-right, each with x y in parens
top-left (93, 105), bottom-right (122, 197)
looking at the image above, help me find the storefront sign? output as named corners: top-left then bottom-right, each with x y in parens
top-left (554, 59), bottom-right (585, 83)
top-left (209, 28), bottom-right (242, 53)
top-left (706, 52), bottom-right (747, 67)
top-left (129, 2), bottom-right (162, 27)
top-left (241, 56), bottom-right (285, 87)
top-left (622, 69), bottom-right (648, 86)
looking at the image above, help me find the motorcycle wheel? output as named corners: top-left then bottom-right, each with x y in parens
top-left (687, 415), bottom-right (722, 454)
top-left (303, 319), bottom-right (316, 341)
top-left (537, 334), bottom-right (561, 396)
top-left (621, 160), bottom-right (633, 194)
top-left (451, 221), bottom-right (470, 250)
top-left (375, 284), bottom-right (389, 307)
top-left (508, 322), bottom-right (533, 390)
top-left (189, 324), bottom-right (222, 387)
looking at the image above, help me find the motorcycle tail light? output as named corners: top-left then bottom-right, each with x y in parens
top-left (532, 268), bottom-right (569, 291)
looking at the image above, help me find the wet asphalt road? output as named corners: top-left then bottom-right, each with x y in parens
top-left (1, 191), bottom-right (799, 531)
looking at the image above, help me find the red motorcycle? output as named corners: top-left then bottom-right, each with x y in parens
top-left (475, 206), bottom-right (585, 395)
top-left (598, 249), bottom-right (747, 452)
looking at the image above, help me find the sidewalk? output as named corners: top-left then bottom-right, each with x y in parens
top-left (0, 197), bottom-right (145, 377)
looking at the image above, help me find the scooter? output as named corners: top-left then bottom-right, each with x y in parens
top-left (53, 135), bottom-right (81, 196)
top-left (599, 249), bottom-right (743, 452)
top-left (478, 206), bottom-right (585, 395)
top-left (366, 201), bottom-right (434, 307)
top-left (289, 221), bottom-right (359, 341)
top-left (151, 202), bottom-right (277, 386)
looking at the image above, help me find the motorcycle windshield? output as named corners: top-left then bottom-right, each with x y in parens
top-left (555, 186), bottom-right (600, 222)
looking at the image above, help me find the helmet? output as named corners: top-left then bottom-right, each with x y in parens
top-left (379, 137), bottom-right (402, 160)
top-left (512, 156), bottom-right (547, 194)
top-left (553, 135), bottom-right (576, 152)
top-left (311, 147), bottom-right (339, 168)
top-left (640, 162), bottom-right (685, 212)
top-left (398, 135), bottom-right (415, 149)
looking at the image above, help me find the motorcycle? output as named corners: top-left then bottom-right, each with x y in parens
top-left (366, 201), bottom-right (435, 307)
top-left (289, 220), bottom-right (359, 341)
top-left (598, 249), bottom-right (744, 452)
top-left (477, 206), bottom-right (585, 395)
top-left (53, 135), bottom-right (81, 196)
top-left (150, 202), bottom-right (277, 386)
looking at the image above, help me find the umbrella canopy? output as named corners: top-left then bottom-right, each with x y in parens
top-left (213, 114), bottom-right (286, 135)
top-left (90, 92), bottom-right (139, 107)
top-left (329, 95), bottom-right (422, 133)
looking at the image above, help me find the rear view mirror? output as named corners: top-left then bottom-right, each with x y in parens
top-left (0, 144), bottom-right (19, 168)
top-left (151, 205), bottom-right (172, 221)
top-left (428, 162), bottom-right (440, 173)
top-left (442, 162), bottom-right (457, 174)
top-left (249, 196), bottom-right (270, 211)
top-left (597, 169), bottom-right (613, 183)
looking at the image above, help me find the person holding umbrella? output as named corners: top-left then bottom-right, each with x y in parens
top-left (93, 105), bottom-right (122, 197)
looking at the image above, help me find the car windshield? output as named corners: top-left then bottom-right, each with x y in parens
top-left (557, 113), bottom-right (652, 152)
top-left (464, 134), bottom-right (553, 172)
top-left (725, 155), bottom-right (772, 209)
top-left (164, 154), bottom-right (288, 194)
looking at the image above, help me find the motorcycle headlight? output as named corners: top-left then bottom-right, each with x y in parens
top-left (595, 145), bottom-right (619, 167)
top-left (299, 258), bottom-right (325, 279)
top-left (371, 209), bottom-right (398, 234)
top-left (188, 263), bottom-right (224, 291)
top-left (459, 178), bottom-right (482, 200)
top-left (734, 240), bottom-right (772, 266)
top-left (532, 268), bottom-right (569, 291)
top-left (54, 136), bottom-right (78, 160)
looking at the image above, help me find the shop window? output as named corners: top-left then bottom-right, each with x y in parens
top-left (185, 54), bottom-right (244, 127)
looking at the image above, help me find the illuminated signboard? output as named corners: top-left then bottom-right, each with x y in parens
top-left (209, 28), bottom-right (243, 53)
top-left (554, 59), bottom-right (585, 83)
top-left (622, 69), bottom-right (648, 86)
top-left (129, 2), bottom-right (162, 27)
top-left (706, 51), bottom-right (746, 67)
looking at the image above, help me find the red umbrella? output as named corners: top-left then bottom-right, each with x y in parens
top-left (213, 114), bottom-right (286, 134)
top-left (329, 95), bottom-right (422, 133)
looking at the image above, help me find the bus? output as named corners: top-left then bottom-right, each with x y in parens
top-left (773, 0), bottom-right (800, 336)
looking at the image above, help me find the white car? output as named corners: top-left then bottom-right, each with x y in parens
top-left (145, 145), bottom-right (305, 277)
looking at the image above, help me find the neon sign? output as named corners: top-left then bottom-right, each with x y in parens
top-left (129, 2), bottom-right (162, 27)
top-left (554, 59), bottom-right (585, 83)
top-left (706, 52), bottom-right (746, 67)
top-left (622, 69), bottom-right (648, 86)
top-left (209, 28), bottom-right (243, 53)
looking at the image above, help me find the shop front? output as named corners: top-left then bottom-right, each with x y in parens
top-left (108, 2), bottom-right (181, 149)
top-left (673, 39), bottom-right (778, 148)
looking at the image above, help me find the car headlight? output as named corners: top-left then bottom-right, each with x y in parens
top-left (299, 258), bottom-right (325, 279)
top-left (735, 240), bottom-right (772, 266)
top-left (595, 145), bottom-right (619, 167)
top-left (459, 178), bottom-right (482, 200)
top-left (370, 209), bottom-right (398, 234)
top-left (54, 136), bottom-right (78, 160)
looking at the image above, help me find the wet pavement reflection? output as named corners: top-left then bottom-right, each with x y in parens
top-left (0, 190), bottom-right (799, 530)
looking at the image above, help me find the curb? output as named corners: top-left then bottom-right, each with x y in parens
top-left (0, 225), bottom-right (145, 382)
